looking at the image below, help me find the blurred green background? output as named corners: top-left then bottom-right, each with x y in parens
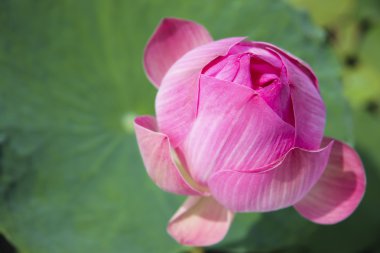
top-left (0, 0), bottom-right (379, 252)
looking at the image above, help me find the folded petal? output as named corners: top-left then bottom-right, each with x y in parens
top-left (208, 142), bottom-right (333, 212)
top-left (183, 75), bottom-right (295, 186)
top-left (156, 37), bottom-right (245, 147)
top-left (252, 42), bottom-right (325, 150)
top-left (144, 18), bottom-right (212, 87)
top-left (134, 116), bottom-right (205, 195)
top-left (167, 196), bottom-right (234, 246)
top-left (294, 138), bottom-right (366, 224)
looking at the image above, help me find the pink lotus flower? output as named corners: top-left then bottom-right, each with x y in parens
top-left (134, 18), bottom-right (366, 246)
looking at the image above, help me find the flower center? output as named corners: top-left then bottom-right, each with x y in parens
top-left (202, 52), bottom-right (281, 90)
top-left (201, 47), bottom-right (294, 126)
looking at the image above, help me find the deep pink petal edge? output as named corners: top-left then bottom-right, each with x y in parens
top-left (294, 138), bottom-right (366, 224)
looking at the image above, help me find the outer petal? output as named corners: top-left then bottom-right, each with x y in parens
top-left (134, 116), bottom-right (205, 195)
top-left (294, 138), bottom-right (366, 224)
top-left (183, 76), bottom-right (295, 186)
top-left (252, 42), bottom-right (325, 150)
top-left (144, 18), bottom-right (212, 87)
top-left (167, 196), bottom-right (234, 246)
top-left (156, 37), bottom-right (246, 147)
top-left (208, 142), bottom-right (333, 212)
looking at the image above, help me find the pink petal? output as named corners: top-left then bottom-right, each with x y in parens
top-left (134, 116), bottom-right (206, 195)
top-left (294, 138), bottom-right (366, 224)
top-left (156, 37), bottom-right (245, 147)
top-left (144, 18), bottom-right (212, 87)
top-left (183, 76), bottom-right (295, 186)
top-left (252, 42), bottom-right (325, 150)
top-left (167, 196), bottom-right (234, 246)
top-left (208, 141), bottom-right (333, 212)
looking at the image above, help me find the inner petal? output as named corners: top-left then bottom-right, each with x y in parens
top-left (201, 47), bottom-right (294, 126)
top-left (202, 53), bottom-right (254, 88)
top-left (250, 56), bottom-right (281, 89)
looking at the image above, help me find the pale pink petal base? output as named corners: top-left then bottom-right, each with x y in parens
top-left (294, 138), bottom-right (366, 224)
top-left (208, 142), bottom-right (333, 212)
top-left (167, 196), bottom-right (234, 246)
top-left (134, 116), bottom-right (204, 195)
top-left (144, 18), bottom-right (212, 87)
